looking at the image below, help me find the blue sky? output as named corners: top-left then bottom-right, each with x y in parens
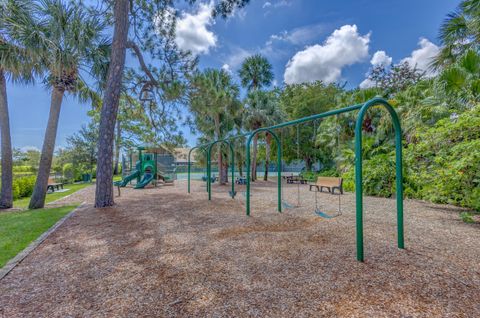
top-left (6, 0), bottom-right (458, 150)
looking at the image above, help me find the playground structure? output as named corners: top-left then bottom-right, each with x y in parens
top-left (187, 98), bottom-right (404, 262)
top-left (116, 146), bottom-right (176, 189)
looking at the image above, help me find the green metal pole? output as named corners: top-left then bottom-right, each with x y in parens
top-left (275, 133), bottom-right (282, 213)
top-left (207, 146), bottom-right (211, 200)
top-left (187, 148), bottom-right (194, 193)
top-left (245, 129), bottom-right (281, 215)
top-left (246, 134), bottom-right (252, 216)
top-left (355, 98), bottom-right (404, 261)
top-left (354, 110), bottom-right (365, 262)
top-left (229, 143), bottom-right (235, 198)
top-left (395, 120), bottom-right (404, 249)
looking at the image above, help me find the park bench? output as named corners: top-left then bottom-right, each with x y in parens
top-left (47, 177), bottom-right (64, 193)
top-left (309, 176), bottom-right (343, 194)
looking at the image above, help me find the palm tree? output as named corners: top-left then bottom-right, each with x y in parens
top-left (6, 0), bottom-right (109, 209)
top-left (433, 0), bottom-right (480, 68)
top-left (238, 54), bottom-right (274, 91)
top-left (238, 54), bottom-right (274, 181)
top-left (437, 49), bottom-right (480, 109)
top-left (243, 90), bottom-right (283, 181)
top-left (0, 0), bottom-right (40, 208)
top-left (190, 69), bottom-right (240, 184)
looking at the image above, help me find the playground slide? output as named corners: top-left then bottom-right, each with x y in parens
top-left (114, 170), bottom-right (140, 187)
top-left (134, 173), bottom-right (154, 189)
top-left (157, 170), bottom-right (174, 183)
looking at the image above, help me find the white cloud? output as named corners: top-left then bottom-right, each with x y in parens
top-left (272, 0), bottom-right (291, 8)
top-left (225, 47), bottom-right (252, 69)
top-left (284, 25), bottom-right (370, 84)
top-left (20, 145), bottom-right (40, 152)
top-left (358, 51), bottom-right (392, 88)
top-left (359, 78), bottom-right (375, 89)
top-left (221, 63), bottom-right (232, 74)
top-left (267, 23), bottom-right (327, 46)
top-left (263, 0), bottom-right (291, 9)
top-left (370, 50), bottom-right (392, 66)
top-left (400, 38), bottom-right (439, 76)
top-left (175, 2), bottom-right (217, 55)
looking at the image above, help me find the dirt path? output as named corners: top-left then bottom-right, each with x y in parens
top-left (1, 180), bottom-right (479, 317)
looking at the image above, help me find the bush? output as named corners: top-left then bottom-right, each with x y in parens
top-left (12, 181), bottom-right (20, 200)
top-left (12, 176), bottom-right (36, 200)
top-left (300, 168), bottom-right (339, 182)
top-left (342, 152), bottom-right (396, 197)
top-left (62, 163), bottom-right (82, 182)
top-left (460, 212), bottom-right (475, 224)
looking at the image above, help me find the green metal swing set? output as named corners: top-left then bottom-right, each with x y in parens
top-left (186, 98), bottom-right (404, 262)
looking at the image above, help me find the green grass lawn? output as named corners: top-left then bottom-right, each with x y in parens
top-left (14, 183), bottom-right (92, 209)
top-left (0, 205), bottom-right (78, 268)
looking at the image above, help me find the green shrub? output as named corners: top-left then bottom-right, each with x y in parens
top-left (12, 165), bottom-right (35, 173)
top-left (11, 176), bottom-right (36, 200)
top-left (460, 212), bottom-right (475, 224)
top-left (342, 152), bottom-right (396, 197)
top-left (12, 181), bottom-right (20, 200)
top-left (301, 168), bottom-right (340, 182)
top-left (63, 163), bottom-right (76, 182)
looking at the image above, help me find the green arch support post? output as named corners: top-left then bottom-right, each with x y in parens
top-left (245, 128), bottom-right (282, 215)
top-left (207, 140), bottom-right (236, 200)
top-left (187, 146), bottom-right (208, 193)
top-left (354, 98), bottom-right (404, 261)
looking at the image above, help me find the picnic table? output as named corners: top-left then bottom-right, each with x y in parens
top-left (47, 177), bottom-right (64, 192)
top-left (285, 175), bottom-right (307, 184)
top-left (236, 177), bottom-right (247, 185)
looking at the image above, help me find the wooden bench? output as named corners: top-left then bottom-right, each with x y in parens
top-left (47, 178), bottom-right (64, 193)
top-left (309, 177), bottom-right (343, 194)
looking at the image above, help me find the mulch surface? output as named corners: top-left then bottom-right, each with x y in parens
top-left (1, 180), bottom-right (479, 317)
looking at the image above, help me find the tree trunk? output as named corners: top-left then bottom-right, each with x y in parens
top-left (237, 160), bottom-right (243, 177)
top-left (94, 0), bottom-right (129, 208)
top-left (264, 132), bottom-right (271, 181)
top-left (221, 159), bottom-right (228, 184)
top-left (305, 156), bottom-right (312, 172)
top-left (251, 134), bottom-right (258, 181)
top-left (0, 70), bottom-right (13, 209)
top-left (214, 114), bottom-right (225, 185)
top-left (113, 122), bottom-right (121, 175)
top-left (29, 87), bottom-right (65, 209)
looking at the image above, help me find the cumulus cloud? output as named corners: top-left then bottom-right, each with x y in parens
top-left (400, 38), bottom-right (439, 76)
top-left (284, 25), bottom-right (370, 84)
top-left (225, 47), bottom-right (252, 69)
top-left (359, 51), bottom-right (392, 88)
top-left (370, 50), bottom-right (392, 66)
top-left (358, 38), bottom-right (439, 87)
top-left (263, 2), bottom-right (272, 8)
top-left (175, 2), bottom-right (217, 55)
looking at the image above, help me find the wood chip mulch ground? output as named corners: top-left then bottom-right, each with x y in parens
top-left (0, 180), bottom-right (479, 317)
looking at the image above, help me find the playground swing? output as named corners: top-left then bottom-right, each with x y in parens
top-left (280, 128), bottom-right (295, 209)
top-left (294, 125), bottom-right (302, 207)
top-left (313, 115), bottom-right (343, 219)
